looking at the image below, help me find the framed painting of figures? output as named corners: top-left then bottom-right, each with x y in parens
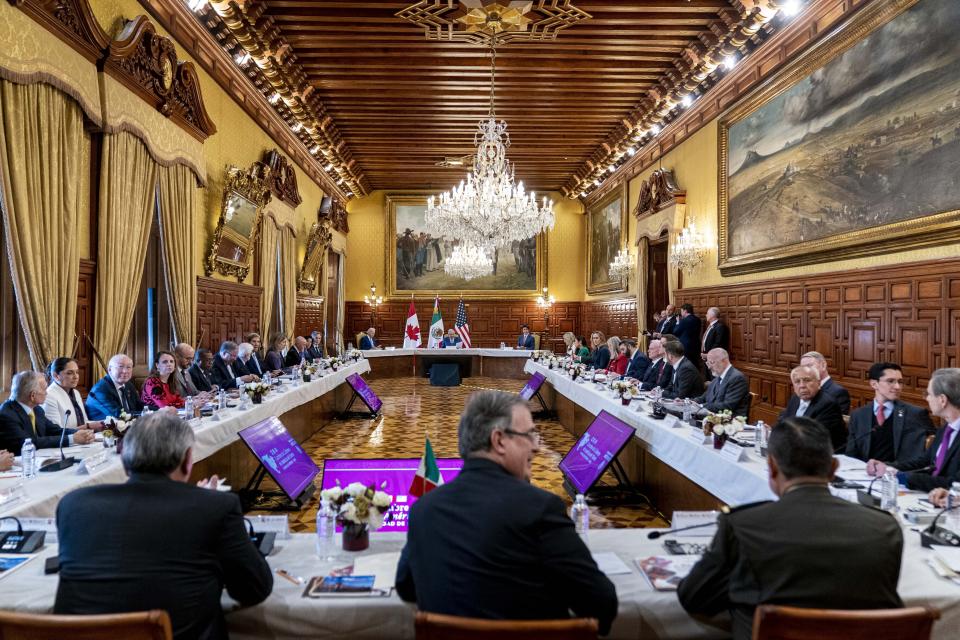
top-left (385, 194), bottom-right (547, 298)
top-left (719, 0), bottom-right (960, 275)
top-left (586, 186), bottom-right (627, 295)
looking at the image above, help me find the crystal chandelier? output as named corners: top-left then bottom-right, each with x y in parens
top-left (444, 243), bottom-right (493, 281)
top-left (669, 221), bottom-right (707, 272)
top-left (608, 248), bottom-right (632, 280)
top-left (426, 35), bottom-right (555, 278)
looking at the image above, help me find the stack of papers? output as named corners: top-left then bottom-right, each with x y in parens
top-left (635, 555), bottom-right (700, 591)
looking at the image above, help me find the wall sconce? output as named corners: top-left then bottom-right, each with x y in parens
top-left (669, 221), bottom-right (708, 272)
top-left (363, 283), bottom-right (383, 320)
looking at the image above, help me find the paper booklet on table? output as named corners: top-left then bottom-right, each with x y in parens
top-left (0, 554), bottom-right (37, 581)
top-left (302, 575), bottom-right (391, 598)
top-left (635, 555), bottom-right (701, 591)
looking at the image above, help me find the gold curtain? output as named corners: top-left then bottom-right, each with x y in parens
top-left (279, 225), bottom-right (298, 337)
top-left (157, 163), bottom-right (198, 346)
top-left (258, 215), bottom-right (279, 337)
top-left (0, 80), bottom-right (88, 370)
top-left (636, 235), bottom-right (649, 345)
top-left (93, 131), bottom-right (158, 376)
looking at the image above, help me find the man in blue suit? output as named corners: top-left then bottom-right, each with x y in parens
top-left (86, 354), bottom-right (145, 420)
top-left (0, 371), bottom-right (94, 455)
top-left (672, 304), bottom-right (703, 370)
top-left (359, 327), bottom-right (380, 350)
top-left (624, 339), bottom-right (651, 380)
top-left (516, 324), bottom-right (535, 350)
top-left (441, 329), bottom-right (462, 348)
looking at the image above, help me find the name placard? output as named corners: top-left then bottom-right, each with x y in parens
top-left (246, 514), bottom-right (291, 539)
top-left (687, 429), bottom-right (711, 445)
top-left (78, 451), bottom-right (112, 474)
top-left (719, 439), bottom-right (749, 463)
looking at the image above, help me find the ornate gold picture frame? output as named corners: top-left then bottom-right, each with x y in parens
top-left (205, 165), bottom-right (272, 281)
top-left (719, 0), bottom-right (960, 275)
top-left (384, 194), bottom-right (547, 299)
top-left (586, 184), bottom-right (628, 295)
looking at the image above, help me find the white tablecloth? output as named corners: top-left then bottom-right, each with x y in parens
top-left (2, 522), bottom-right (956, 640)
top-left (0, 361), bottom-right (370, 519)
top-left (363, 348), bottom-right (532, 359)
top-left (524, 361), bottom-right (777, 506)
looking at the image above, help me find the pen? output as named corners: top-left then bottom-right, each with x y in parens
top-left (276, 568), bottom-right (303, 585)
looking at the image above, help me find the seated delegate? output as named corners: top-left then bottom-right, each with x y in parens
top-left (0, 371), bottom-right (94, 455)
top-left (440, 328), bottom-right (462, 348)
top-left (86, 354), bottom-right (145, 420)
top-left (45, 357), bottom-right (104, 431)
top-left (516, 324), bottom-right (535, 350)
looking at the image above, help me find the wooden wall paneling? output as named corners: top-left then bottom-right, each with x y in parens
top-left (196, 277), bottom-right (263, 351)
top-left (294, 295), bottom-right (324, 340)
top-left (677, 257), bottom-right (960, 424)
top-left (579, 298), bottom-right (638, 343)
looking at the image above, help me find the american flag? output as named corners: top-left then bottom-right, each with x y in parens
top-left (454, 298), bottom-right (471, 348)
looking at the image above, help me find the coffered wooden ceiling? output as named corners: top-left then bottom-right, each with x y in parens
top-left (241, 0), bottom-right (752, 194)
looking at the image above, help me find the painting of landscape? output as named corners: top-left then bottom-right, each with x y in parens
top-left (387, 196), bottom-right (539, 295)
top-left (587, 190), bottom-right (626, 294)
top-left (726, 0), bottom-right (960, 259)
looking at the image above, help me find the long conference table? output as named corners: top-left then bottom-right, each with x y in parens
top-left (363, 347), bottom-right (531, 379)
top-left (1, 357), bottom-right (958, 639)
top-left (0, 359), bottom-right (371, 520)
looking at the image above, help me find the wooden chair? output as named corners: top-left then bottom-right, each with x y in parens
top-left (415, 612), bottom-right (598, 640)
top-left (533, 334), bottom-right (541, 350)
top-left (355, 332), bottom-right (365, 348)
top-left (0, 610), bottom-right (172, 640)
top-left (748, 391), bottom-right (758, 422)
top-left (752, 604), bottom-right (940, 640)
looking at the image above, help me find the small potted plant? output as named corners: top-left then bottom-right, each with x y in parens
top-left (703, 410), bottom-right (746, 449)
top-left (320, 481), bottom-right (394, 552)
top-left (244, 381), bottom-right (271, 404)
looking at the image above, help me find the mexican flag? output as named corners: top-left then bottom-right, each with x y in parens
top-left (403, 300), bottom-right (421, 349)
top-left (409, 436), bottom-right (444, 497)
top-left (427, 295), bottom-right (444, 349)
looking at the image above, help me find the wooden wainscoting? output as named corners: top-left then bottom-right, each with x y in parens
top-left (196, 277), bottom-right (262, 350)
top-left (294, 295), bottom-right (325, 339)
top-left (580, 298), bottom-right (638, 343)
top-left (678, 257), bottom-right (960, 424)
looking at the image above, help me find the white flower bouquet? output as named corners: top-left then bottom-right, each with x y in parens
top-left (320, 481), bottom-right (394, 530)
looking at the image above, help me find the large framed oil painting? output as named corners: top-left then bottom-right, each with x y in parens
top-left (385, 194), bottom-right (546, 298)
top-left (586, 185), bottom-right (627, 295)
top-left (719, 0), bottom-right (960, 275)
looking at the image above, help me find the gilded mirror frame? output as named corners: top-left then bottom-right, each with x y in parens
top-left (298, 220), bottom-right (333, 293)
top-left (205, 165), bottom-right (272, 281)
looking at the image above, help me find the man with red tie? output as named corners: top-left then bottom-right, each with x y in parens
top-left (867, 367), bottom-right (960, 491)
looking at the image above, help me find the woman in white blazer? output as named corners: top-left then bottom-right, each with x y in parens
top-left (44, 357), bottom-right (102, 431)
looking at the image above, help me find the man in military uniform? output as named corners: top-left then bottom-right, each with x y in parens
top-left (677, 417), bottom-right (903, 640)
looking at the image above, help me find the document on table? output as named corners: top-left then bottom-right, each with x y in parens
top-left (591, 551), bottom-right (632, 576)
top-left (353, 552), bottom-right (402, 592)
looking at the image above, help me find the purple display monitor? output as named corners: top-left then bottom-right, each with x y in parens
top-left (321, 458), bottom-right (464, 532)
top-left (238, 416), bottom-right (320, 500)
top-left (519, 372), bottom-right (547, 401)
top-left (346, 373), bottom-right (383, 413)
top-left (559, 410), bottom-right (636, 495)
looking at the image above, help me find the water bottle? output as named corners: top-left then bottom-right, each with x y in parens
top-left (880, 469), bottom-right (898, 511)
top-left (184, 396), bottom-right (194, 419)
top-left (21, 439), bottom-right (36, 479)
top-left (316, 504), bottom-right (337, 561)
top-left (681, 399), bottom-right (693, 427)
top-left (570, 494), bottom-right (590, 542)
top-left (756, 420), bottom-right (768, 456)
top-left (218, 389), bottom-right (226, 410)
top-left (946, 482), bottom-right (960, 533)
top-left (264, 372), bottom-right (272, 386)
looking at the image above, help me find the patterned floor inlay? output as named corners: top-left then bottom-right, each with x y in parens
top-left (248, 375), bottom-right (668, 532)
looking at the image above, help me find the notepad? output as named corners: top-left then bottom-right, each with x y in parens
top-left (591, 551), bottom-right (632, 576)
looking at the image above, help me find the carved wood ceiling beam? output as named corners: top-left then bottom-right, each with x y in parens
top-left (563, 0), bottom-right (787, 198)
top-left (207, 0), bottom-right (369, 196)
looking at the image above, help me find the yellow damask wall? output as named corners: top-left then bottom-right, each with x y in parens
top-left (626, 121), bottom-right (958, 289)
top-left (345, 191), bottom-right (585, 301)
top-left (90, 0), bottom-right (325, 282)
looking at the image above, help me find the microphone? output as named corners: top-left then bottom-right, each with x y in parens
top-left (648, 521), bottom-right (718, 539)
top-left (39, 409), bottom-right (76, 473)
top-left (921, 503), bottom-right (960, 548)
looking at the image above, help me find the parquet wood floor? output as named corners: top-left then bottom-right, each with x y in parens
top-left (249, 376), bottom-right (668, 532)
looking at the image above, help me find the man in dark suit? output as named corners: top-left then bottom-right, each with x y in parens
top-left (700, 307), bottom-right (730, 380)
top-left (678, 417), bottom-right (903, 640)
top-left (624, 339), bottom-right (651, 380)
top-left (516, 324), bottom-right (535, 350)
top-left (189, 349), bottom-right (217, 393)
top-left (396, 391), bottom-right (617, 634)
top-left (210, 341), bottom-right (259, 390)
top-left (672, 303), bottom-right (703, 371)
top-left (801, 351), bottom-right (850, 414)
top-left (359, 327), bottom-right (379, 350)
top-left (653, 303), bottom-right (677, 337)
top-left (779, 365), bottom-right (847, 450)
top-left (54, 412), bottom-right (272, 639)
top-left (440, 328), bottom-right (462, 348)
top-left (694, 349), bottom-right (750, 417)
top-left (868, 367), bottom-right (960, 492)
top-left (640, 339), bottom-right (673, 391)
top-left (306, 331), bottom-right (325, 360)
top-left (85, 354), bottom-right (145, 420)
top-left (661, 341), bottom-right (705, 400)
top-left (846, 362), bottom-right (933, 463)
top-left (243, 332), bottom-right (267, 376)
top-left (173, 343), bottom-right (201, 396)
top-left (0, 371), bottom-right (95, 455)
top-left (284, 336), bottom-right (308, 368)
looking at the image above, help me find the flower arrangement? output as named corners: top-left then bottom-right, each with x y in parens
top-left (244, 381), bottom-right (270, 404)
top-left (320, 481), bottom-right (394, 551)
top-left (325, 356), bottom-right (343, 371)
top-left (567, 362), bottom-right (587, 380)
top-left (102, 411), bottom-right (134, 450)
top-left (345, 349), bottom-right (364, 362)
top-left (609, 380), bottom-right (639, 396)
top-left (702, 410), bottom-right (747, 448)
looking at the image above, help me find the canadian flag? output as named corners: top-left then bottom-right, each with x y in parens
top-left (403, 300), bottom-right (421, 349)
